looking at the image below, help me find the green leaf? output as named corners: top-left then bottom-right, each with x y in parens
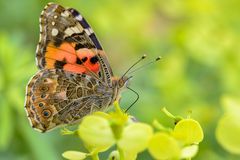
top-left (172, 119), bottom-right (204, 145)
top-left (0, 102), bottom-right (13, 150)
top-left (20, 119), bottom-right (59, 160)
top-left (62, 151), bottom-right (88, 160)
top-left (148, 132), bottom-right (181, 160)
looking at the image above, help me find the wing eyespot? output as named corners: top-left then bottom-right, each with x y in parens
top-left (38, 103), bottom-right (44, 107)
top-left (42, 109), bottom-right (52, 118)
top-left (41, 94), bottom-right (46, 98)
top-left (39, 86), bottom-right (49, 92)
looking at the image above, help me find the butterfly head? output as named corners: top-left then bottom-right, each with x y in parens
top-left (118, 76), bottom-right (132, 89)
top-left (110, 76), bottom-right (130, 103)
top-left (112, 76), bottom-right (131, 90)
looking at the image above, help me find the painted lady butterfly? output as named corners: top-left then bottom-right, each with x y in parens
top-left (24, 3), bottom-right (131, 132)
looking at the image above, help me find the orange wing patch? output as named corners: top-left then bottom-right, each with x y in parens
top-left (44, 42), bottom-right (100, 74)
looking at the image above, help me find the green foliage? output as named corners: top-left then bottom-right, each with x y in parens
top-left (62, 102), bottom-right (204, 160)
top-left (0, 33), bottom-right (32, 151)
top-left (0, 0), bottom-right (240, 159)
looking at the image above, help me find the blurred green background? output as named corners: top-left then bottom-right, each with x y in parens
top-left (0, 0), bottom-right (240, 159)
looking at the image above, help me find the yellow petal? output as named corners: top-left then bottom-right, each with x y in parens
top-left (78, 115), bottom-right (115, 152)
top-left (181, 145), bottom-right (199, 159)
top-left (123, 151), bottom-right (137, 160)
top-left (148, 132), bottom-right (181, 160)
top-left (173, 119), bottom-right (204, 145)
top-left (118, 123), bottom-right (153, 153)
top-left (216, 113), bottom-right (240, 154)
top-left (62, 151), bottom-right (87, 160)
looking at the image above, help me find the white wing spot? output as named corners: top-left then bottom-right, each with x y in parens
top-left (84, 28), bottom-right (93, 35)
top-left (72, 26), bottom-right (80, 33)
top-left (27, 116), bottom-right (33, 127)
top-left (65, 27), bottom-right (81, 35)
top-left (76, 15), bottom-right (83, 21)
top-left (54, 15), bottom-right (58, 19)
top-left (24, 108), bottom-right (29, 116)
top-left (40, 25), bottom-right (42, 32)
top-left (52, 21), bottom-right (55, 26)
top-left (51, 28), bottom-right (58, 36)
top-left (33, 127), bottom-right (44, 133)
top-left (36, 45), bottom-right (39, 52)
top-left (61, 10), bottom-right (70, 17)
top-left (39, 33), bottom-right (42, 40)
top-left (65, 28), bottom-right (74, 35)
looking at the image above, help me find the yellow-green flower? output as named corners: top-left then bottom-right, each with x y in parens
top-left (172, 119), bottom-right (204, 145)
top-left (78, 115), bottom-right (115, 153)
top-left (117, 123), bottom-right (153, 153)
top-left (181, 145), bottom-right (199, 159)
top-left (216, 96), bottom-right (240, 154)
top-left (62, 104), bottom-right (204, 160)
top-left (148, 132), bottom-right (181, 160)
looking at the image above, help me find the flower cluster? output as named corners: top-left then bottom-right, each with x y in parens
top-left (62, 102), bottom-right (203, 160)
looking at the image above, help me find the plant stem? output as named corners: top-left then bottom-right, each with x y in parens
top-left (161, 107), bottom-right (183, 123)
top-left (161, 107), bottom-right (176, 119)
top-left (114, 101), bottom-right (122, 114)
top-left (91, 153), bottom-right (99, 160)
top-left (152, 119), bottom-right (172, 132)
top-left (117, 146), bottom-right (125, 160)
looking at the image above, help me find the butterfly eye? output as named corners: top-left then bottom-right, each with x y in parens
top-left (118, 79), bottom-right (124, 87)
top-left (42, 109), bottom-right (52, 118)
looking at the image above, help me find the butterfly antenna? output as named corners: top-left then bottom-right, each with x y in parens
top-left (128, 56), bottom-right (162, 75)
top-left (125, 87), bottom-right (139, 113)
top-left (121, 54), bottom-right (147, 79)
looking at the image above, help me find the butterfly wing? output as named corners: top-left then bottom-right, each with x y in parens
top-left (36, 3), bottom-right (113, 86)
top-left (25, 69), bottom-right (113, 132)
top-left (25, 3), bottom-right (118, 132)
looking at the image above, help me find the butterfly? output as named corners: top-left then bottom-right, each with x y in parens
top-left (24, 3), bottom-right (131, 132)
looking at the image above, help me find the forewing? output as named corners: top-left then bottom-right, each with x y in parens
top-left (36, 3), bottom-right (113, 86)
top-left (67, 8), bottom-right (114, 86)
